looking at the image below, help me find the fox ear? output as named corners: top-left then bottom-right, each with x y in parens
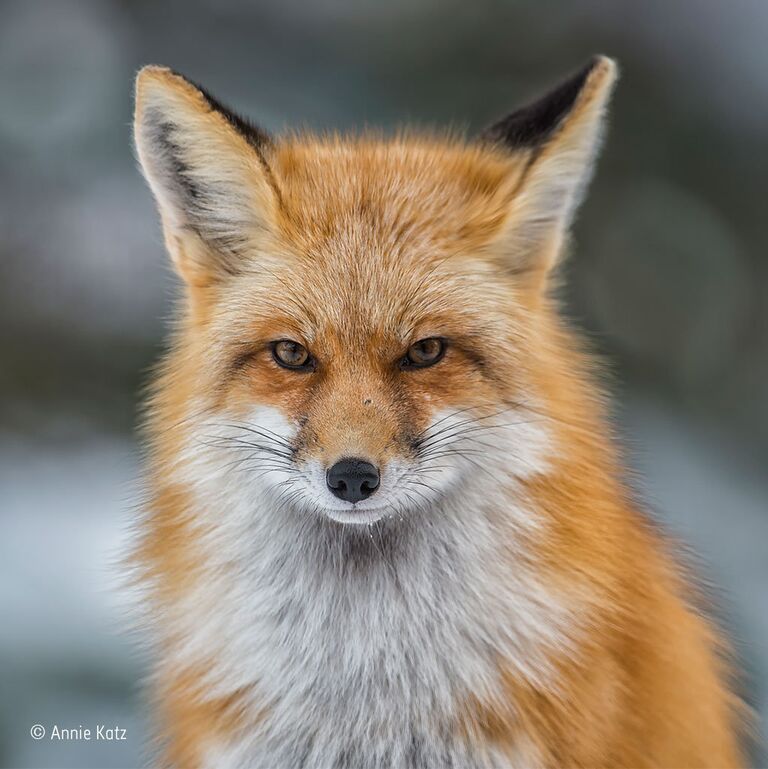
top-left (134, 66), bottom-right (279, 287)
top-left (482, 56), bottom-right (617, 280)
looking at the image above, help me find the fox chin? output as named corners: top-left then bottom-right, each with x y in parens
top-left (132, 57), bottom-right (746, 769)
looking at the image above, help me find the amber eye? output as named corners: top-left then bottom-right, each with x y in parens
top-left (402, 337), bottom-right (446, 369)
top-left (272, 340), bottom-right (312, 370)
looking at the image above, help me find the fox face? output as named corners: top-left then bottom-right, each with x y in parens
top-left (178, 148), bottom-right (552, 526)
top-left (135, 59), bottom-right (616, 530)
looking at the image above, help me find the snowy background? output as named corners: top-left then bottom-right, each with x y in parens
top-left (0, 1), bottom-right (766, 766)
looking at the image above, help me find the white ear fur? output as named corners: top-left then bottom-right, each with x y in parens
top-left (133, 66), bottom-right (279, 285)
top-left (486, 56), bottom-right (618, 277)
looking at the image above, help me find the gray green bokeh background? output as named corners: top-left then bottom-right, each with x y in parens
top-left (1, 0), bottom-right (766, 766)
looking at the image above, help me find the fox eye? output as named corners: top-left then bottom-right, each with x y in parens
top-left (402, 338), bottom-right (446, 369)
top-left (272, 340), bottom-right (313, 370)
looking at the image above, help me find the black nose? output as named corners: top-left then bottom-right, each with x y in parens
top-left (326, 458), bottom-right (380, 503)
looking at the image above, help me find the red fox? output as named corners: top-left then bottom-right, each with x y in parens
top-left (133, 57), bottom-right (746, 768)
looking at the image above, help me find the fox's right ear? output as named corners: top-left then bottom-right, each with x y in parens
top-left (134, 66), bottom-right (279, 287)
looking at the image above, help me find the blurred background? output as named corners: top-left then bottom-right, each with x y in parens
top-left (1, 0), bottom-right (766, 766)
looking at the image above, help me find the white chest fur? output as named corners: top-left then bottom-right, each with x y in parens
top-left (166, 499), bottom-right (570, 766)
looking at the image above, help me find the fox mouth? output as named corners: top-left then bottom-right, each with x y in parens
top-left (316, 502), bottom-right (396, 525)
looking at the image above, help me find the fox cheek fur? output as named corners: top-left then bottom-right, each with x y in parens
top-left (133, 57), bottom-right (747, 768)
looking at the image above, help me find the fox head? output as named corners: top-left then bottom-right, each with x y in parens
top-left (135, 58), bottom-right (616, 528)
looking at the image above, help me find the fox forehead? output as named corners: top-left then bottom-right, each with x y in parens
top-left (212, 138), bottom-right (527, 346)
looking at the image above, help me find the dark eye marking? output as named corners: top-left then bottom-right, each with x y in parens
top-left (400, 338), bottom-right (446, 370)
top-left (271, 340), bottom-right (315, 371)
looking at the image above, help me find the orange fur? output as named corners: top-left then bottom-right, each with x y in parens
top-left (133, 60), bottom-right (747, 768)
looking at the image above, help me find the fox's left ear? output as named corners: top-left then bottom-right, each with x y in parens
top-left (482, 56), bottom-right (618, 281)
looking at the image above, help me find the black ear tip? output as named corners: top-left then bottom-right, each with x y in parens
top-left (481, 56), bottom-right (615, 150)
top-left (191, 80), bottom-right (272, 151)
